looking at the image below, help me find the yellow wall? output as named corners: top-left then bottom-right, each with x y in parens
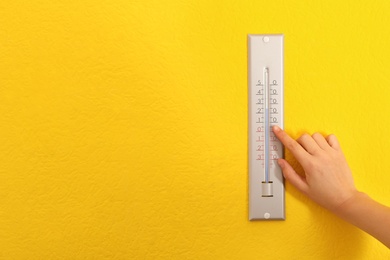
top-left (1, 0), bottom-right (390, 259)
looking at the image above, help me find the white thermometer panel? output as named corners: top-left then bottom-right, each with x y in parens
top-left (248, 34), bottom-right (285, 220)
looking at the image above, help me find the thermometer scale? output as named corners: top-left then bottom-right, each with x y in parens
top-left (248, 34), bottom-right (285, 220)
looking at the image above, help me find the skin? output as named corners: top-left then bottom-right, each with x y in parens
top-left (272, 125), bottom-right (390, 248)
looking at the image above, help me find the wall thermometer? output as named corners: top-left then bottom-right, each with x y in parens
top-left (248, 34), bottom-right (285, 220)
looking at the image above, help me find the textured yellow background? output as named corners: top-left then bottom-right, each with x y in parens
top-left (1, 0), bottom-right (390, 259)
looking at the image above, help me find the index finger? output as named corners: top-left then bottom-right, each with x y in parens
top-left (272, 126), bottom-right (310, 163)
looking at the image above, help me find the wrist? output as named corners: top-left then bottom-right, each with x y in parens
top-left (332, 190), bottom-right (369, 217)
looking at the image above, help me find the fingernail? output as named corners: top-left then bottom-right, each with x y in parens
top-left (272, 125), bottom-right (281, 132)
top-left (277, 158), bottom-right (283, 167)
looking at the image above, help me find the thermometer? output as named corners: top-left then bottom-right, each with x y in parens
top-left (248, 34), bottom-right (285, 220)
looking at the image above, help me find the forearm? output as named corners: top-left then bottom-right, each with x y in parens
top-left (334, 191), bottom-right (390, 248)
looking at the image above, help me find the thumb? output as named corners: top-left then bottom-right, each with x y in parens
top-left (278, 158), bottom-right (308, 194)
